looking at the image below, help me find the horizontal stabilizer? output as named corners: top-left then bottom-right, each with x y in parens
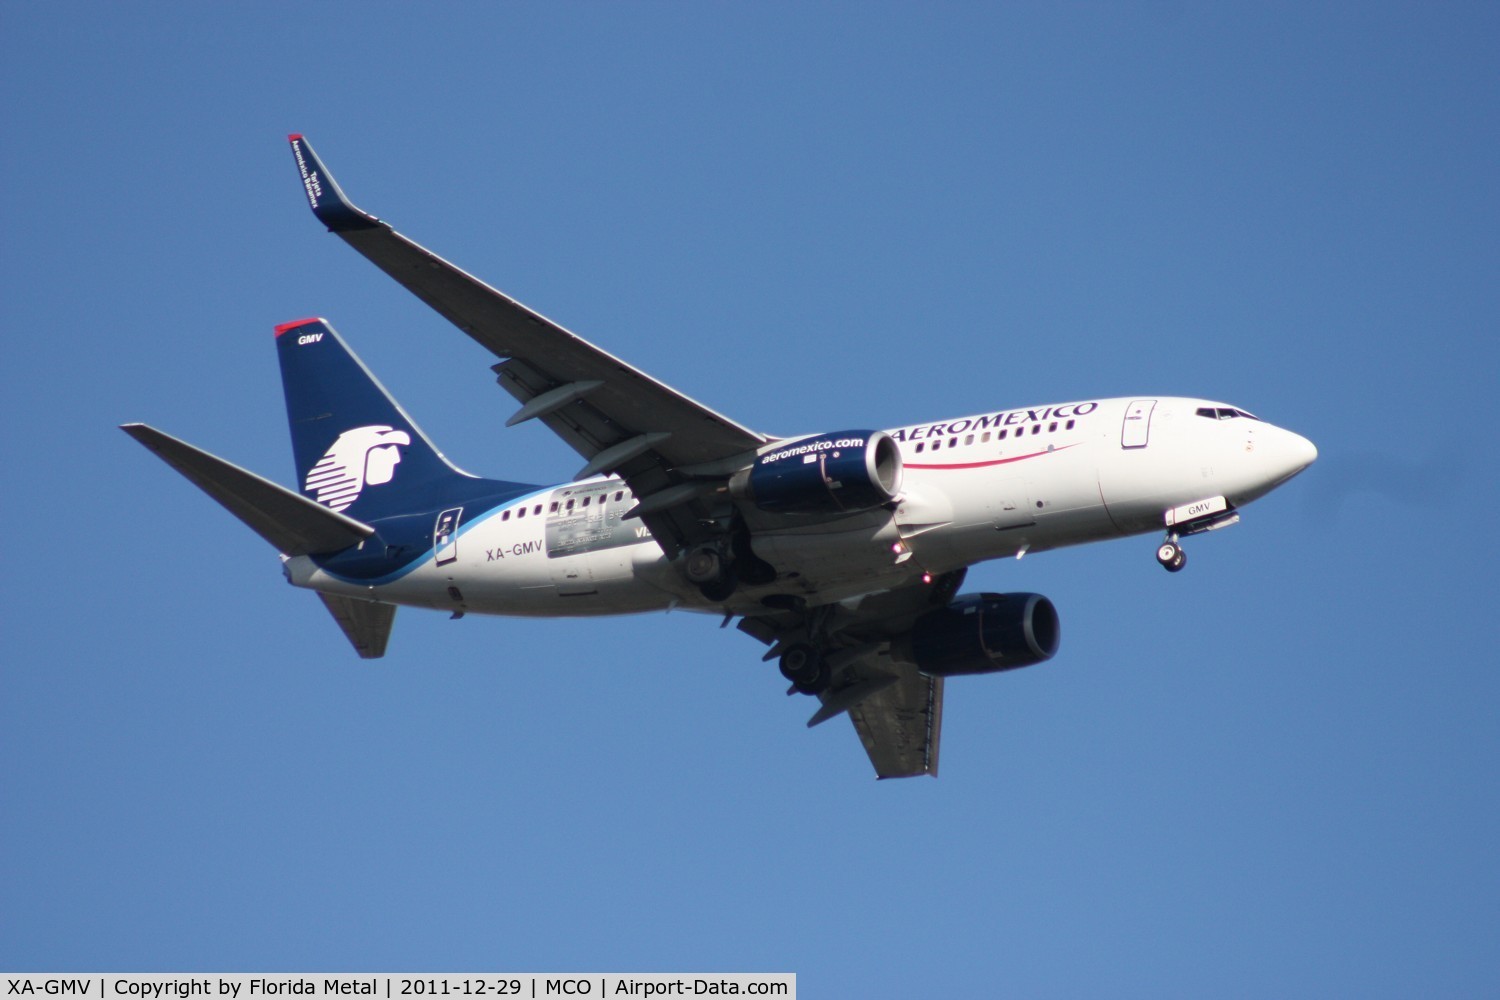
top-left (121, 423), bottom-right (374, 556)
top-left (318, 593), bottom-right (396, 659)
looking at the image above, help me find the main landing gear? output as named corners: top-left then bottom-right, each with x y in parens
top-left (682, 528), bottom-right (777, 602)
top-left (1156, 535), bottom-right (1187, 572)
top-left (778, 643), bottom-right (831, 695)
top-left (684, 543), bottom-right (737, 602)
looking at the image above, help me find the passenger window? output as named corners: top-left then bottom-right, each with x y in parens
top-left (582, 496), bottom-right (590, 507)
top-left (999, 429), bottom-right (1008, 440)
top-left (549, 501), bottom-right (559, 514)
top-left (566, 499), bottom-right (574, 511)
top-left (932, 440), bottom-right (941, 450)
top-left (1032, 425), bottom-right (1041, 435)
top-left (1066, 419), bottom-right (1075, 430)
top-left (982, 432), bottom-right (991, 442)
top-left (1048, 422), bottom-right (1058, 433)
top-left (614, 491), bottom-right (623, 502)
top-left (501, 510), bottom-right (510, 521)
top-left (517, 507), bottom-right (526, 518)
top-left (965, 434), bottom-right (974, 445)
top-left (914, 442), bottom-right (925, 453)
top-left (949, 437), bottom-right (957, 448)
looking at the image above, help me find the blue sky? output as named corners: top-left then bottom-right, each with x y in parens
top-left (3, 3), bottom-right (1497, 994)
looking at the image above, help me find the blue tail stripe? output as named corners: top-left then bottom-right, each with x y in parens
top-left (311, 484), bottom-right (556, 586)
top-left (276, 318), bottom-right (538, 525)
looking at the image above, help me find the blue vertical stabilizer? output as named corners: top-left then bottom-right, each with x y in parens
top-left (276, 317), bottom-right (535, 521)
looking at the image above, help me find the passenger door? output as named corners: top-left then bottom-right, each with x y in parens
top-left (433, 508), bottom-right (463, 565)
top-left (1121, 399), bottom-right (1157, 449)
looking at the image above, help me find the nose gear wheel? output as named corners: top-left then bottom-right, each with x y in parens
top-left (1156, 537), bottom-right (1187, 572)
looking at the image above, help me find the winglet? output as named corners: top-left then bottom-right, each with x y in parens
top-left (287, 134), bottom-right (381, 232)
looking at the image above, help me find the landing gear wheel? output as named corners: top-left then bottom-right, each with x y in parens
top-left (698, 568), bottom-right (738, 603)
top-left (779, 644), bottom-right (830, 695)
top-left (685, 544), bottom-right (738, 601)
top-left (1156, 541), bottom-right (1187, 572)
top-left (684, 545), bottom-right (726, 585)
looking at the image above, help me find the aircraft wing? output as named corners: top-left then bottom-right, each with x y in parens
top-left (831, 653), bottom-right (944, 779)
top-left (288, 135), bottom-right (771, 554)
top-left (738, 570), bottom-right (965, 779)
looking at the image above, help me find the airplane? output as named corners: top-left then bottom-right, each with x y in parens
top-left (121, 134), bottom-right (1318, 779)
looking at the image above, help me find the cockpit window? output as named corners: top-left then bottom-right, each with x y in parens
top-left (1196, 407), bottom-right (1261, 421)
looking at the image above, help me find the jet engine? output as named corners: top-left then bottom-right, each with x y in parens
top-left (734, 430), bottom-right (903, 515)
top-left (900, 593), bottom-right (1060, 676)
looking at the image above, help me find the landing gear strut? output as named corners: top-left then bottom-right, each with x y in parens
top-left (1156, 535), bottom-right (1187, 573)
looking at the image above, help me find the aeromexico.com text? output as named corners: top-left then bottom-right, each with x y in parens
top-left (887, 401), bottom-right (1099, 442)
top-left (760, 436), bottom-right (868, 465)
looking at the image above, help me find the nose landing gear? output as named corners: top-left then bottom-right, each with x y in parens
top-left (1155, 495), bottom-right (1240, 572)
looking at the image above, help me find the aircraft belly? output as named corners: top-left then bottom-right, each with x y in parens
top-left (1028, 507), bottom-right (1123, 553)
top-left (1028, 462), bottom-right (1118, 548)
top-left (1097, 436), bottom-right (1217, 535)
top-left (750, 520), bottom-right (906, 590)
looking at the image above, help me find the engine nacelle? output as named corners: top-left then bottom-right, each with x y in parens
top-left (902, 593), bottom-right (1060, 677)
top-left (735, 430), bottom-right (903, 515)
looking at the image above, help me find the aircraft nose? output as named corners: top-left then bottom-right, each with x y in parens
top-left (1292, 432), bottom-right (1318, 470)
top-left (1268, 427), bottom-right (1317, 483)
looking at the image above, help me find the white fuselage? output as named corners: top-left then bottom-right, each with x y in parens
top-left (284, 396), bottom-right (1316, 617)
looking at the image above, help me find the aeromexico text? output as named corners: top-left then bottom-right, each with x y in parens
top-left (761, 402), bottom-right (1104, 465)
top-left (887, 401), bottom-right (1100, 442)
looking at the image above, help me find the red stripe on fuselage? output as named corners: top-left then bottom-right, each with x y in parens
top-left (904, 443), bottom-right (1079, 471)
